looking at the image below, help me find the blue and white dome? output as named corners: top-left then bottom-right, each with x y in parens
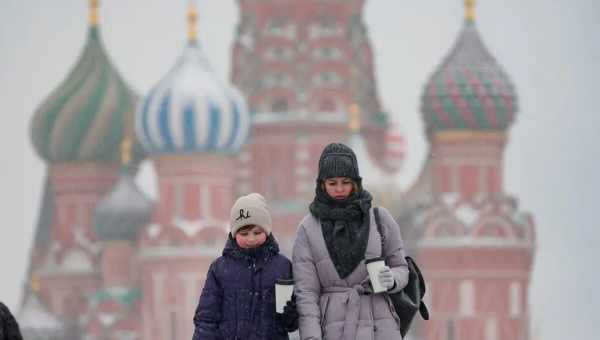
top-left (135, 43), bottom-right (250, 155)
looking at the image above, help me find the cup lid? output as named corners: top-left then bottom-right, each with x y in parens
top-left (365, 257), bottom-right (384, 264)
top-left (275, 278), bottom-right (294, 285)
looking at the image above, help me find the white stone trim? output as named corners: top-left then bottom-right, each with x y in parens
top-left (459, 280), bottom-right (474, 317)
top-left (427, 270), bottom-right (530, 279)
top-left (418, 237), bottom-right (533, 248)
top-left (202, 186), bottom-right (211, 220)
top-left (139, 247), bottom-right (221, 260)
top-left (485, 318), bottom-right (498, 340)
top-left (152, 272), bottom-right (166, 340)
top-left (509, 281), bottom-right (522, 317)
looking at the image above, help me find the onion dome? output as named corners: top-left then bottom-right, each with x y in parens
top-left (30, 0), bottom-right (143, 164)
top-left (19, 275), bottom-right (65, 340)
top-left (94, 140), bottom-right (153, 241)
top-left (421, 0), bottom-right (517, 137)
top-left (136, 4), bottom-right (250, 155)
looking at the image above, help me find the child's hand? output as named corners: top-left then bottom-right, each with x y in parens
top-left (280, 294), bottom-right (299, 332)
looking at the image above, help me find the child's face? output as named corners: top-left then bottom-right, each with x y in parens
top-left (235, 225), bottom-right (267, 249)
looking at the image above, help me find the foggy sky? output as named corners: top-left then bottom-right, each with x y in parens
top-left (1, 1), bottom-right (598, 339)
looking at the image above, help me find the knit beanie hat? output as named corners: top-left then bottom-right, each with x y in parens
top-left (317, 143), bottom-right (362, 185)
top-left (230, 193), bottom-right (272, 236)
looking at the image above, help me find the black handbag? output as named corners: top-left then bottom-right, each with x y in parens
top-left (374, 207), bottom-right (429, 338)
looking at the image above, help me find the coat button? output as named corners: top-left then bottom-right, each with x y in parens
top-left (374, 325), bottom-right (378, 332)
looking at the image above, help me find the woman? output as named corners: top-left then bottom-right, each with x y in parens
top-left (0, 301), bottom-right (23, 340)
top-left (292, 143), bottom-right (409, 340)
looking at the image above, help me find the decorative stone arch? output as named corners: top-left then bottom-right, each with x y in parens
top-left (317, 97), bottom-right (336, 112)
top-left (471, 216), bottom-right (515, 239)
top-left (59, 246), bottom-right (95, 273)
top-left (423, 216), bottom-right (466, 239)
top-left (271, 97), bottom-right (288, 112)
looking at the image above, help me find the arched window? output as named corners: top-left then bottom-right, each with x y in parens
top-left (459, 280), bottom-right (474, 316)
top-left (318, 98), bottom-right (336, 112)
top-left (272, 98), bottom-right (288, 112)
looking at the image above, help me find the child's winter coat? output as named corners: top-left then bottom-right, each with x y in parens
top-left (192, 234), bottom-right (293, 340)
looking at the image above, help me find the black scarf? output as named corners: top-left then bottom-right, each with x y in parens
top-left (309, 187), bottom-right (372, 279)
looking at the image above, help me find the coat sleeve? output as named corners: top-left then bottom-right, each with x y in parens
top-left (292, 224), bottom-right (323, 340)
top-left (192, 261), bottom-right (223, 340)
top-left (379, 207), bottom-right (410, 293)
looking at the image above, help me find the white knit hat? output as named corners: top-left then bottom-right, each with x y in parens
top-left (230, 193), bottom-right (272, 235)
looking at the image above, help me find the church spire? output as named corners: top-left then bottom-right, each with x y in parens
top-left (348, 103), bottom-right (362, 134)
top-left (89, 0), bottom-right (99, 26)
top-left (188, 1), bottom-right (198, 44)
top-left (465, 0), bottom-right (476, 23)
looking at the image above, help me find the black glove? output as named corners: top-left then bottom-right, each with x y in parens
top-left (277, 294), bottom-right (299, 332)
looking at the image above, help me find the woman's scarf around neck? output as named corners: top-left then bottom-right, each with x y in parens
top-left (309, 186), bottom-right (373, 279)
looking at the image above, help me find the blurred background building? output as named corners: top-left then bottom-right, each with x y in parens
top-left (20, 1), bottom-right (534, 340)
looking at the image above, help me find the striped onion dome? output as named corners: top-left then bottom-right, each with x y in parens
top-left (94, 170), bottom-right (153, 241)
top-left (421, 3), bottom-right (517, 137)
top-left (135, 41), bottom-right (250, 155)
top-left (30, 25), bottom-right (143, 163)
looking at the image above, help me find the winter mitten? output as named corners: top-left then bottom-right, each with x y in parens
top-left (378, 265), bottom-right (396, 291)
top-left (280, 294), bottom-right (299, 332)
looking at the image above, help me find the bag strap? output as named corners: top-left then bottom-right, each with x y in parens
top-left (374, 208), bottom-right (430, 321)
top-left (373, 207), bottom-right (386, 258)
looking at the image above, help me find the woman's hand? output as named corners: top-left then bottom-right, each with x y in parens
top-left (378, 265), bottom-right (396, 291)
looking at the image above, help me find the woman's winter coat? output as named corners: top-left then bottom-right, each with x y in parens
top-left (293, 207), bottom-right (409, 340)
top-left (192, 234), bottom-right (293, 340)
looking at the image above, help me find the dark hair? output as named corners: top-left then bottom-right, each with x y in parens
top-left (235, 224), bottom-right (261, 234)
top-left (0, 302), bottom-right (23, 340)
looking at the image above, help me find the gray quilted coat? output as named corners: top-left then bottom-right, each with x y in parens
top-left (292, 207), bottom-right (409, 340)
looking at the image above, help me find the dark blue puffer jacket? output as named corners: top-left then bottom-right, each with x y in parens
top-left (192, 234), bottom-right (292, 340)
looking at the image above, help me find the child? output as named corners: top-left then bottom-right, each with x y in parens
top-left (192, 193), bottom-right (298, 340)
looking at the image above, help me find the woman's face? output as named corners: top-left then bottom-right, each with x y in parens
top-left (235, 225), bottom-right (267, 249)
top-left (324, 177), bottom-right (355, 200)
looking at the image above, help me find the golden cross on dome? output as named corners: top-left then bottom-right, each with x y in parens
top-left (188, 2), bottom-right (198, 43)
top-left (465, 0), bottom-right (476, 22)
top-left (90, 0), bottom-right (99, 26)
top-left (121, 138), bottom-right (132, 166)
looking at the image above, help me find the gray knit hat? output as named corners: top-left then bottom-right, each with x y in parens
top-left (229, 193), bottom-right (272, 235)
top-left (317, 143), bottom-right (362, 185)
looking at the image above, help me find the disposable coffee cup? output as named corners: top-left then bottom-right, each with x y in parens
top-left (275, 278), bottom-right (294, 313)
top-left (365, 257), bottom-right (386, 293)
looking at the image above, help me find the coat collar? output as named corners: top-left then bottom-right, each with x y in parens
top-left (222, 233), bottom-right (280, 264)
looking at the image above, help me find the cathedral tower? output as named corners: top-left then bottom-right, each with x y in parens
top-left (230, 1), bottom-right (405, 252)
top-left (404, 2), bottom-right (536, 340)
top-left (134, 4), bottom-right (251, 339)
top-left (27, 0), bottom-right (143, 324)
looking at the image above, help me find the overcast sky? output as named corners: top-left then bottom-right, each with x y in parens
top-left (1, 1), bottom-right (598, 339)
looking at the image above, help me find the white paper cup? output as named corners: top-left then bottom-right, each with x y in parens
top-left (365, 257), bottom-right (386, 293)
top-left (275, 278), bottom-right (294, 313)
